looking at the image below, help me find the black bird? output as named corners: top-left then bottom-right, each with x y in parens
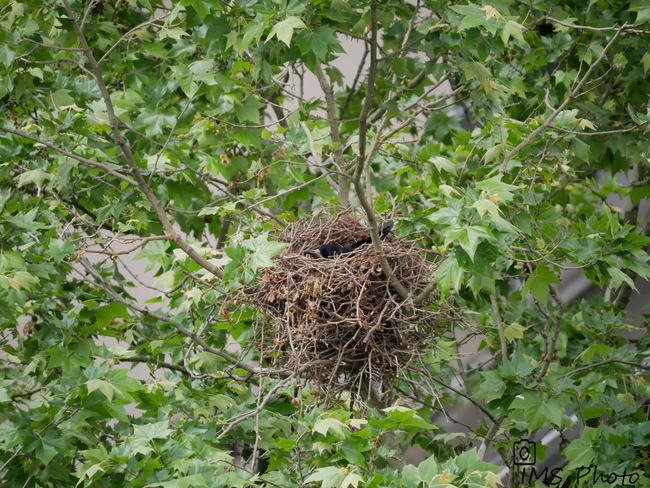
top-left (304, 221), bottom-right (394, 259)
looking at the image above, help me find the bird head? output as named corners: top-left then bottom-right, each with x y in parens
top-left (304, 248), bottom-right (323, 259)
top-left (304, 244), bottom-right (339, 259)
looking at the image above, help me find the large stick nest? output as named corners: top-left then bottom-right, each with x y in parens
top-left (250, 211), bottom-right (459, 397)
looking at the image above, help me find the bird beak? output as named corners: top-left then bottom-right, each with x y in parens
top-left (304, 249), bottom-right (322, 258)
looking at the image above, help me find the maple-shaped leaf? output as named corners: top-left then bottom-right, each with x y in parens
top-left (267, 16), bottom-right (306, 47)
top-left (480, 5), bottom-right (502, 21)
top-left (579, 119), bottom-right (597, 131)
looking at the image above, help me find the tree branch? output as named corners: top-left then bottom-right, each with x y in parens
top-left (62, 0), bottom-right (226, 280)
top-left (557, 358), bottom-right (650, 379)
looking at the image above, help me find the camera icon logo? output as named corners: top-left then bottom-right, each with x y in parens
top-left (513, 439), bottom-right (536, 466)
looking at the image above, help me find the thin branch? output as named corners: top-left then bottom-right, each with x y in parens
top-left (203, 176), bottom-right (285, 226)
top-left (429, 375), bottom-right (498, 425)
top-left (490, 294), bottom-right (508, 358)
top-left (120, 355), bottom-right (200, 376)
top-left (0, 126), bottom-right (138, 187)
top-left (332, 26), bottom-right (372, 44)
top-left (367, 67), bottom-right (434, 125)
top-left (534, 294), bottom-right (564, 382)
top-left (253, 171), bottom-right (330, 207)
top-left (546, 17), bottom-right (647, 32)
top-left (549, 122), bottom-right (647, 136)
top-left (83, 235), bottom-right (170, 256)
top-left (377, 87), bottom-right (464, 145)
top-left (477, 416), bottom-right (505, 462)
top-left (340, 45), bottom-right (369, 120)
top-left (557, 358), bottom-right (650, 379)
top-left (354, 0), bottom-right (378, 182)
top-left (500, 23), bottom-right (629, 174)
top-left (314, 58), bottom-right (349, 206)
top-left (18, 39), bottom-right (84, 51)
top-left (452, 328), bottom-right (472, 396)
top-left (216, 373), bottom-right (297, 440)
top-left (98, 17), bottom-right (166, 64)
top-left (77, 258), bottom-right (264, 375)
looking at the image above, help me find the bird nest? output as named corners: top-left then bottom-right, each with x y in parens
top-left (249, 212), bottom-right (459, 399)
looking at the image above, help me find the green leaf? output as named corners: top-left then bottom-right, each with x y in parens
top-left (241, 234), bottom-right (289, 272)
top-left (642, 51), bottom-right (650, 73)
top-left (189, 59), bottom-right (214, 74)
top-left (562, 427), bottom-right (600, 471)
top-left (132, 420), bottom-right (174, 447)
top-left (185, 0), bottom-right (212, 20)
top-left (475, 371), bottom-right (506, 400)
top-left (472, 199), bottom-right (501, 219)
top-left (383, 406), bottom-right (436, 430)
top-left (225, 30), bottom-right (241, 52)
top-left (461, 61), bottom-right (491, 86)
top-left (134, 109), bottom-right (177, 136)
top-left (86, 379), bottom-right (121, 402)
top-left (0, 252), bottom-right (26, 272)
top-left (529, 399), bottom-right (564, 430)
top-left (500, 20), bottom-right (525, 45)
top-left (341, 438), bottom-right (368, 468)
top-left (250, 241), bottom-right (290, 271)
top-left (13, 271), bottom-right (39, 290)
top-left (7, 2), bottom-right (24, 29)
top-left (170, 64), bottom-right (198, 98)
top-left (267, 16), bottom-right (307, 47)
top-left (500, 348), bottom-right (534, 379)
top-left (428, 203), bottom-right (461, 225)
top-left (158, 27), bottom-right (189, 40)
top-left (313, 418), bottom-right (347, 437)
top-left (53, 89), bottom-right (75, 106)
top-left (295, 26), bottom-right (341, 60)
top-left (417, 454), bottom-right (439, 480)
top-left (635, 7), bottom-right (650, 22)
top-left (148, 475), bottom-right (208, 488)
top-left (429, 156), bottom-right (457, 175)
top-left (0, 423), bottom-right (22, 450)
top-left (483, 144), bottom-right (502, 164)
top-left (0, 44), bottom-right (16, 67)
top-left (94, 302), bottom-right (130, 329)
top-left (5, 209), bottom-right (49, 232)
top-left (26, 431), bottom-right (70, 464)
top-left (504, 322), bottom-right (527, 342)
top-left (48, 238), bottom-right (76, 262)
top-left (579, 344), bottom-right (610, 362)
top-left (134, 240), bottom-right (171, 272)
top-left (236, 96), bottom-right (265, 124)
top-left (304, 467), bottom-right (345, 488)
top-left (446, 225), bottom-right (493, 261)
top-left (451, 4), bottom-right (498, 34)
top-left (521, 264), bottom-right (561, 305)
top-left (249, 253), bottom-right (275, 270)
top-left (241, 15), bottom-right (269, 50)
top-left (18, 169), bottom-right (50, 188)
top-left (341, 472), bottom-right (364, 488)
top-left (433, 257), bottom-right (463, 296)
top-left (608, 267), bottom-right (637, 292)
top-left (475, 176), bottom-right (519, 202)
